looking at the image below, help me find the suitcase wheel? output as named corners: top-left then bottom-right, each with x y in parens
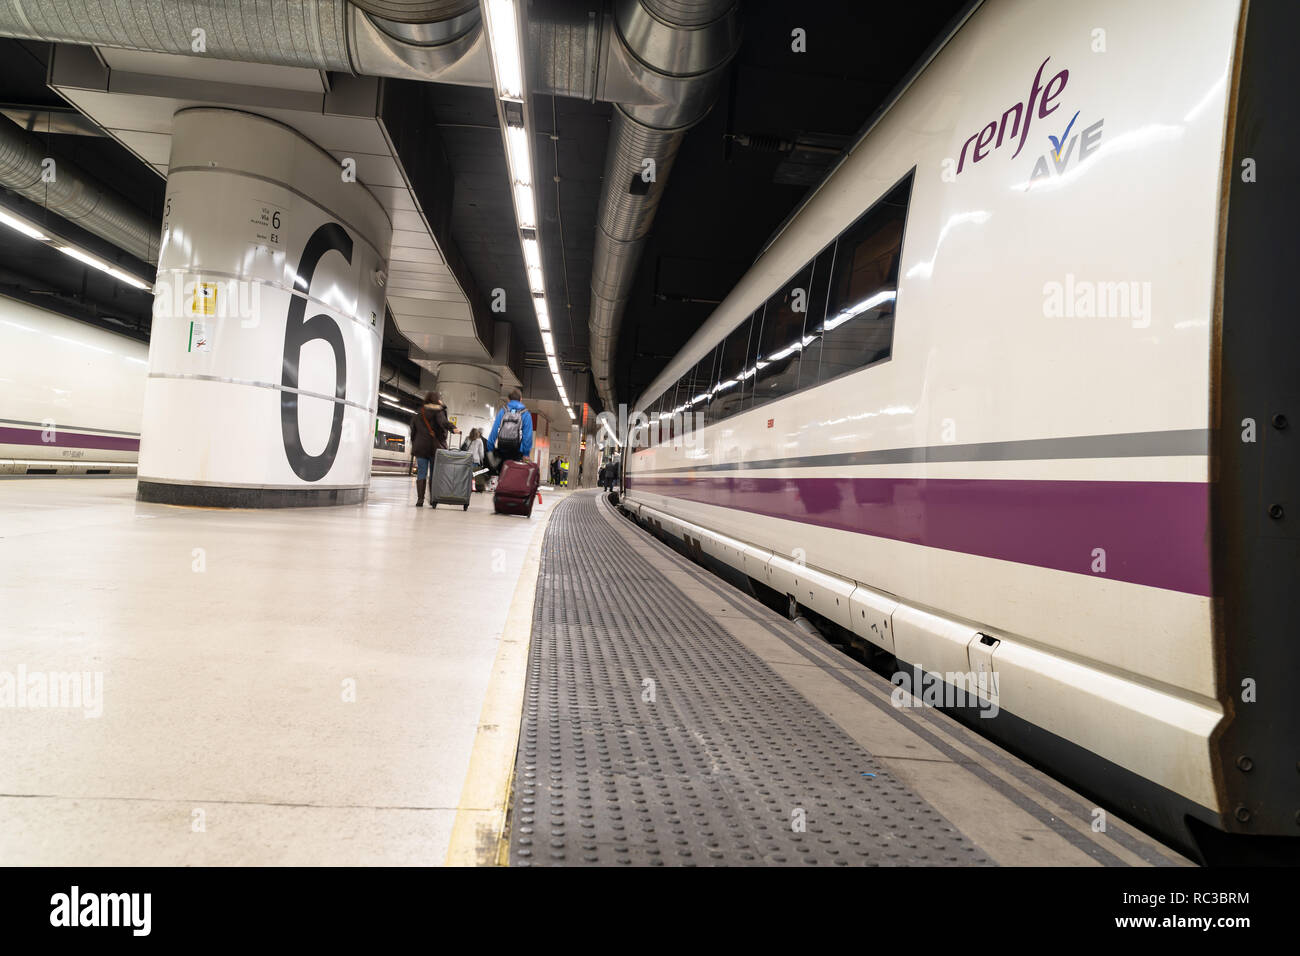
top-left (431, 502), bottom-right (437, 508)
top-left (462, 504), bottom-right (469, 511)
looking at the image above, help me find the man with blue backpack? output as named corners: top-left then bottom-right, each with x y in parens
top-left (487, 389), bottom-right (539, 516)
top-left (487, 388), bottom-right (534, 463)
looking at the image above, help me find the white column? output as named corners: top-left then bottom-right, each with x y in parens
top-left (138, 108), bottom-right (391, 507)
top-left (435, 364), bottom-right (501, 442)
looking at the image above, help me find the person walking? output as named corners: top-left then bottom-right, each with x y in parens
top-left (408, 391), bottom-right (459, 507)
top-left (466, 427), bottom-right (487, 493)
top-left (486, 388), bottom-right (534, 462)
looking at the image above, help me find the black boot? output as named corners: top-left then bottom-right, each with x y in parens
top-left (415, 478), bottom-right (425, 507)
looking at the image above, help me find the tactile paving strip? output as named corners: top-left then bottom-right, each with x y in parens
top-left (507, 492), bottom-right (992, 866)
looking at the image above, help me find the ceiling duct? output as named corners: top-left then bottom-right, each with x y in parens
top-left (0, 1), bottom-right (485, 79)
top-left (583, 0), bottom-right (741, 410)
top-left (0, 114), bottom-right (158, 263)
top-left (0, 0), bottom-right (743, 408)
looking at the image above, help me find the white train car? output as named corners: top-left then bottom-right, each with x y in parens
top-left (0, 295), bottom-right (145, 475)
top-left (372, 414), bottom-right (413, 477)
top-left (2, 293), bottom-right (412, 478)
top-left (622, 0), bottom-right (1298, 861)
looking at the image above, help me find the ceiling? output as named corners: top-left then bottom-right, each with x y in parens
top-left (0, 1), bottom-right (973, 409)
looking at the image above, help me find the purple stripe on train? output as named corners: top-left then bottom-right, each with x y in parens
top-left (625, 475), bottom-right (1211, 596)
top-left (0, 425), bottom-right (140, 452)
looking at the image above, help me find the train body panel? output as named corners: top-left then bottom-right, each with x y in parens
top-left (1, 295), bottom-right (146, 473)
top-left (1, 294), bottom-right (410, 477)
top-left (624, 0), bottom-right (1255, 847)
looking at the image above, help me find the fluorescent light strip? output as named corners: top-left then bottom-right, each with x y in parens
top-left (58, 245), bottom-right (152, 290)
top-left (522, 237), bottom-right (541, 270)
top-left (485, 0), bottom-right (524, 100)
top-left (527, 265), bottom-right (545, 294)
top-left (514, 183), bottom-right (536, 230)
top-left (534, 298), bottom-right (550, 331)
top-left (1, 207), bottom-right (152, 290)
top-left (541, 331), bottom-right (554, 354)
top-left (506, 125), bottom-right (532, 186)
top-left (0, 208), bottom-right (49, 240)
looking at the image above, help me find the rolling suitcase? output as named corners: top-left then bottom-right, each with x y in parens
top-left (493, 459), bottom-right (540, 517)
top-left (430, 448), bottom-right (473, 510)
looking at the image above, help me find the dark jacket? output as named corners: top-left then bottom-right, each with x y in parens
top-left (409, 402), bottom-right (452, 459)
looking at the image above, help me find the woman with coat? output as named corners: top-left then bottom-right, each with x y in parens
top-left (466, 427), bottom-right (487, 492)
top-left (408, 391), bottom-right (459, 507)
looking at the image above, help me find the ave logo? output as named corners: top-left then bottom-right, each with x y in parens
top-left (950, 54), bottom-right (1105, 184)
top-left (1028, 111), bottom-right (1104, 183)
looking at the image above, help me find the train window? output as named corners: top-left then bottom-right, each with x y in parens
top-left (709, 314), bottom-right (754, 422)
top-left (752, 261), bottom-right (814, 409)
top-left (796, 246), bottom-right (836, 390)
top-left (680, 347), bottom-right (718, 428)
top-left (735, 307), bottom-right (765, 414)
top-left (664, 381), bottom-right (680, 442)
top-left (815, 172), bottom-right (912, 384)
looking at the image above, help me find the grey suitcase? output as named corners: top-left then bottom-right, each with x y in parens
top-left (430, 448), bottom-right (473, 509)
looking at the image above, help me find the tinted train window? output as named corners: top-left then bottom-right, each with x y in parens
top-left (796, 247), bottom-right (836, 390)
top-left (742, 307), bottom-right (765, 412)
top-left (815, 173), bottom-right (911, 383)
top-left (752, 262), bottom-right (814, 409)
top-left (709, 314), bottom-right (754, 422)
top-left (685, 346), bottom-right (719, 426)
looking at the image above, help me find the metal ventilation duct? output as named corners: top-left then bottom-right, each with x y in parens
top-left (0, 1), bottom-right (484, 77)
top-left (585, 0), bottom-right (740, 410)
top-left (0, 115), bottom-right (158, 263)
top-left (0, 0), bottom-right (742, 408)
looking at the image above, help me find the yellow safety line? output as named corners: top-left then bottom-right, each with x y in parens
top-left (444, 495), bottom-right (558, 866)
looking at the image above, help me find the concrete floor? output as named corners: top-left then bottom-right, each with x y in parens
top-left (0, 475), bottom-right (557, 865)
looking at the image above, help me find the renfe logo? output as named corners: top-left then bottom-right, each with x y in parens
top-left (957, 56), bottom-right (1069, 175)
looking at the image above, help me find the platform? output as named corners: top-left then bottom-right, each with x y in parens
top-left (0, 475), bottom-right (561, 865)
top-left (0, 478), bottom-right (1191, 866)
top-left (507, 490), bottom-right (1190, 867)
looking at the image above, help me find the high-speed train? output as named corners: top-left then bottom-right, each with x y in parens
top-left (621, 0), bottom-right (1298, 861)
top-left (0, 294), bottom-right (412, 477)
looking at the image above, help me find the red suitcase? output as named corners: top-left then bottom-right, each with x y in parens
top-left (493, 459), bottom-right (540, 516)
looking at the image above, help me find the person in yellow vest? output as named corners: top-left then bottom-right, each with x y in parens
top-left (559, 458), bottom-right (569, 487)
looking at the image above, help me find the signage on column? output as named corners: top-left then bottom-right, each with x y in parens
top-left (280, 222), bottom-right (353, 482)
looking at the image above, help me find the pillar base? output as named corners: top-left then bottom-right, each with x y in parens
top-left (137, 480), bottom-right (367, 509)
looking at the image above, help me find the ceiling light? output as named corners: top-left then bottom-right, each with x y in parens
top-left (58, 245), bottom-right (152, 290)
top-left (0, 207), bottom-right (48, 240)
top-left (541, 331), bottom-right (554, 354)
top-left (506, 125), bottom-right (532, 186)
top-left (527, 265), bottom-right (544, 294)
top-left (547, 354), bottom-right (558, 374)
top-left (522, 237), bottom-right (541, 270)
top-left (514, 183), bottom-right (536, 230)
top-left (534, 297), bottom-right (550, 331)
top-left (1, 207), bottom-right (152, 290)
top-left (485, 0), bottom-right (524, 101)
